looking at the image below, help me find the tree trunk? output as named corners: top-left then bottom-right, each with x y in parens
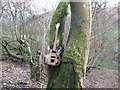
top-left (47, 0), bottom-right (91, 89)
top-left (66, 0), bottom-right (92, 87)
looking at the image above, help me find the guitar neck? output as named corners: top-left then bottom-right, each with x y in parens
top-left (53, 26), bottom-right (59, 51)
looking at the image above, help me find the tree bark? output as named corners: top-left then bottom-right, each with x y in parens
top-left (47, 0), bottom-right (91, 89)
top-left (67, 0), bottom-right (92, 87)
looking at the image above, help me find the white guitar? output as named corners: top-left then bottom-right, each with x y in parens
top-left (44, 23), bottom-right (62, 66)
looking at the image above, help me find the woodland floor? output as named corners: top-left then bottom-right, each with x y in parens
top-left (83, 67), bottom-right (118, 88)
top-left (0, 60), bottom-right (119, 88)
top-left (0, 60), bottom-right (47, 88)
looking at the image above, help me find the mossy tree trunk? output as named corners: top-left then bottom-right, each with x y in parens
top-left (64, 1), bottom-right (92, 87)
top-left (49, 1), bottom-right (69, 48)
top-left (47, 0), bottom-right (91, 89)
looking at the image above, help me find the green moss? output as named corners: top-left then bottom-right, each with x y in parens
top-left (47, 59), bottom-right (78, 89)
top-left (47, 1), bottom-right (79, 89)
top-left (47, 1), bottom-right (87, 89)
top-left (47, 27), bottom-right (87, 89)
top-left (63, 27), bottom-right (87, 77)
top-left (49, 2), bottom-right (68, 48)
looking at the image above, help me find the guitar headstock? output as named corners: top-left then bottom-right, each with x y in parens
top-left (55, 23), bottom-right (60, 29)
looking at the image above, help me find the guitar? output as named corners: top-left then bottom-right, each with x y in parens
top-left (44, 23), bottom-right (62, 66)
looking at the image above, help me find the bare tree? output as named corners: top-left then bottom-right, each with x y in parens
top-left (1, 0), bottom-right (43, 81)
top-left (87, 0), bottom-right (118, 71)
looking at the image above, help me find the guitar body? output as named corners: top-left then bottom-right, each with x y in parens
top-left (44, 50), bottom-right (62, 66)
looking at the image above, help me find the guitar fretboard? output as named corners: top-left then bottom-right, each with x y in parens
top-left (53, 23), bottom-right (60, 51)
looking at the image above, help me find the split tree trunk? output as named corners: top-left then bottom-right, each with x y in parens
top-left (47, 0), bottom-right (91, 89)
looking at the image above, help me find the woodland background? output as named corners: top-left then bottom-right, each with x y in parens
top-left (0, 0), bottom-right (119, 88)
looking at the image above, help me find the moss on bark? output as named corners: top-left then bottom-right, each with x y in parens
top-left (48, 1), bottom-right (79, 89)
top-left (47, 59), bottom-right (78, 89)
top-left (64, 27), bottom-right (87, 75)
top-left (47, 1), bottom-right (80, 89)
top-left (49, 1), bottom-right (68, 48)
top-left (47, 1), bottom-right (91, 89)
